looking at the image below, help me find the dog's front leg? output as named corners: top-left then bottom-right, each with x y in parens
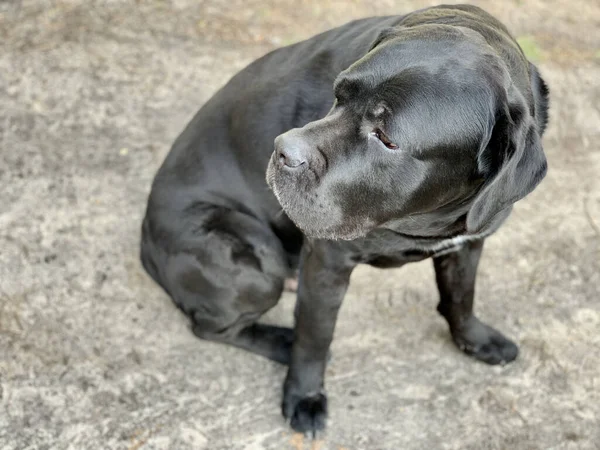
top-left (282, 239), bottom-right (354, 435)
top-left (434, 239), bottom-right (519, 365)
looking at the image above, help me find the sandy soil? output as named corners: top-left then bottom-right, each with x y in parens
top-left (1, 0), bottom-right (599, 448)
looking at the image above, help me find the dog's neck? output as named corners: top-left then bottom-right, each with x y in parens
top-left (381, 195), bottom-right (513, 241)
top-left (381, 208), bottom-right (469, 240)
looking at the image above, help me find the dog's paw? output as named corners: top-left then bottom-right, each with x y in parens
top-left (452, 316), bottom-right (519, 365)
top-left (282, 390), bottom-right (328, 436)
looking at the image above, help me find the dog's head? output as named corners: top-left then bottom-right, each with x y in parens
top-left (266, 25), bottom-right (547, 240)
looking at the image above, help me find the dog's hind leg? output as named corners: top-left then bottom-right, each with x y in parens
top-left (143, 206), bottom-right (294, 364)
top-left (192, 321), bottom-right (294, 365)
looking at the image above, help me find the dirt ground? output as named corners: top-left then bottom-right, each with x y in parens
top-left (1, 0), bottom-right (599, 449)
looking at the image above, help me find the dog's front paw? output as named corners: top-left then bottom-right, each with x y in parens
top-left (282, 388), bottom-right (328, 435)
top-left (452, 316), bottom-right (519, 365)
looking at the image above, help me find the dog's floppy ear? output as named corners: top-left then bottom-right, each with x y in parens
top-left (466, 86), bottom-right (547, 233)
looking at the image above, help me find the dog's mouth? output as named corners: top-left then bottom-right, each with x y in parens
top-left (267, 158), bottom-right (373, 241)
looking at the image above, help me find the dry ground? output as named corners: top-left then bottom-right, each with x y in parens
top-left (1, 0), bottom-right (599, 449)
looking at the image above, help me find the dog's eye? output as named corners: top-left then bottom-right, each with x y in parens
top-left (372, 129), bottom-right (398, 150)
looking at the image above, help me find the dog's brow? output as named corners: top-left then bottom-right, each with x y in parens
top-left (333, 77), bottom-right (363, 98)
top-left (372, 104), bottom-right (386, 117)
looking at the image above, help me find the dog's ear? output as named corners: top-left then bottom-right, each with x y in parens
top-left (466, 86), bottom-right (547, 233)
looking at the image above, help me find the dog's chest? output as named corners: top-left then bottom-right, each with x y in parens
top-left (354, 233), bottom-right (480, 268)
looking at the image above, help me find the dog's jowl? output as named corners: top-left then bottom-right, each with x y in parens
top-left (141, 4), bottom-right (549, 434)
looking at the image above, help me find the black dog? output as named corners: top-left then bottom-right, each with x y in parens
top-left (141, 4), bottom-right (549, 434)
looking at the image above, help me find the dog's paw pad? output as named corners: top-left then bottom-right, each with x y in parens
top-left (471, 336), bottom-right (519, 365)
top-left (283, 393), bottom-right (327, 436)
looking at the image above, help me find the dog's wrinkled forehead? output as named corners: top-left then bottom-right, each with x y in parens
top-left (336, 25), bottom-right (502, 95)
top-left (373, 25), bottom-right (496, 74)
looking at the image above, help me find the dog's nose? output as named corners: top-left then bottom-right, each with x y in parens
top-left (275, 134), bottom-right (307, 170)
